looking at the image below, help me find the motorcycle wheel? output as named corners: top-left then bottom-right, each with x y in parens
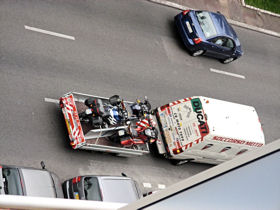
top-left (131, 144), bottom-right (139, 150)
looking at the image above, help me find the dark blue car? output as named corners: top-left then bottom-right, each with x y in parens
top-left (175, 10), bottom-right (243, 63)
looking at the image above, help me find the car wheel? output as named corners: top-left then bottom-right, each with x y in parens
top-left (221, 57), bottom-right (235, 64)
top-left (191, 49), bottom-right (204, 57)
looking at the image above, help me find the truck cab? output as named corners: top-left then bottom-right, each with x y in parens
top-left (153, 96), bottom-right (265, 165)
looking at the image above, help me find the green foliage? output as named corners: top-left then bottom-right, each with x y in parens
top-left (245, 0), bottom-right (280, 14)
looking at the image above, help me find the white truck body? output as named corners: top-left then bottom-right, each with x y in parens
top-left (153, 96), bottom-right (265, 164)
top-left (59, 92), bottom-right (150, 157)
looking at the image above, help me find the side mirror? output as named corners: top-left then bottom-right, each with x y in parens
top-left (121, 173), bottom-right (127, 177)
top-left (40, 161), bottom-right (46, 170)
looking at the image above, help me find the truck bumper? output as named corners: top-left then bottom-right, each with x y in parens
top-left (151, 115), bottom-right (167, 155)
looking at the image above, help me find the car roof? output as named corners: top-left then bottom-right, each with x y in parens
top-left (82, 175), bottom-right (132, 180)
top-left (20, 168), bottom-right (57, 198)
top-left (1, 164), bottom-right (63, 198)
top-left (98, 177), bottom-right (139, 203)
top-left (82, 175), bottom-right (140, 203)
top-left (208, 11), bottom-right (240, 45)
top-left (99, 175), bottom-right (132, 180)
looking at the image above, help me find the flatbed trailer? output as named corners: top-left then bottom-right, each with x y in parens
top-left (59, 92), bottom-right (150, 157)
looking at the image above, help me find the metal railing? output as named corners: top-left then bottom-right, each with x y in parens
top-left (0, 195), bottom-right (127, 210)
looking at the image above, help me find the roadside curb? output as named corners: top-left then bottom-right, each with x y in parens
top-left (148, 0), bottom-right (280, 38)
top-left (241, 0), bottom-right (280, 18)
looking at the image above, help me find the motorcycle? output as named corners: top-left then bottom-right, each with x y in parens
top-left (130, 96), bottom-right (152, 118)
top-left (110, 97), bottom-right (158, 149)
top-left (79, 95), bottom-right (129, 128)
top-left (112, 119), bottom-right (158, 149)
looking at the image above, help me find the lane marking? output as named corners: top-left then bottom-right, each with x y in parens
top-left (143, 183), bottom-right (152, 188)
top-left (158, 184), bottom-right (166, 189)
top-left (24, 25), bottom-right (75, 40)
top-left (45, 98), bottom-right (59, 104)
top-left (210, 68), bottom-right (246, 79)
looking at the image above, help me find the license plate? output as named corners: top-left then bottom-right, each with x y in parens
top-left (186, 21), bottom-right (193, 33)
top-left (74, 192), bottom-right (80, 200)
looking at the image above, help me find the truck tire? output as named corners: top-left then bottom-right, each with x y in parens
top-left (170, 159), bottom-right (193, 166)
top-left (148, 142), bottom-right (162, 158)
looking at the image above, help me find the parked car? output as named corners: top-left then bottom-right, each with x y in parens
top-left (174, 10), bottom-right (243, 63)
top-left (63, 175), bottom-right (142, 204)
top-left (0, 162), bottom-right (64, 198)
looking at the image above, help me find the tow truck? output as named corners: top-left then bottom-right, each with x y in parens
top-left (59, 92), bottom-right (150, 157)
top-left (151, 96), bottom-right (265, 165)
top-left (60, 93), bottom-right (265, 165)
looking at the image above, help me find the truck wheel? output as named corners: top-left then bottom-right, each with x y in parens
top-left (170, 159), bottom-right (193, 166)
top-left (148, 142), bottom-right (162, 158)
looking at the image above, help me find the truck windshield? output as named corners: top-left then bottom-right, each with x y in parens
top-left (2, 168), bottom-right (23, 195)
top-left (195, 11), bottom-right (217, 38)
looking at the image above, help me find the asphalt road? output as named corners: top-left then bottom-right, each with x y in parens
top-left (0, 0), bottom-right (279, 193)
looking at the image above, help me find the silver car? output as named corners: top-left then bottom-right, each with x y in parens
top-left (0, 162), bottom-right (64, 198)
top-left (63, 175), bottom-right (142, 203)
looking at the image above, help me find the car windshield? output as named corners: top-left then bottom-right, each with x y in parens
top-left (100, 178), bottom-right (139, 203)
top-left (84, 177), bottom-right (102, 201)
top-left (2, 168), bottom-right (23, 195)
top-left (195, 11), bottom-right (217, 38)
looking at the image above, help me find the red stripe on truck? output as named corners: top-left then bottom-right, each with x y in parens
top-left (68, 112), bottom-right (75, 130)
top-left (212, 136), bottom-right (263, 147)
top-left (160, 104), bottom-right (170, 111)
top-left (61, 94), bottom-right (85, 148)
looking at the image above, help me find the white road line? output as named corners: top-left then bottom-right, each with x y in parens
top-left (210, 68), bottom-right (246, 79)
top-left (44, 98), bottom-right (59, 104)
top-left (24, 25), bottom-right (75, 40)
top-left (158, 184), bottom-right (166, 189)
top-left (143, 183), bottom-right (152, 188)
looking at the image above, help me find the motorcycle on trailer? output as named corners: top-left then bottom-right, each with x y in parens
top-left (79, 95), bottom-right (129, 128)
top-left (59, 92), bottom-right (151, 156)
top-left (109, 97), bottom-right (158, 150)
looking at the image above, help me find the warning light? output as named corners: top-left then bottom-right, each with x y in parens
top-left (173, 147), bottom-right (183, 154)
